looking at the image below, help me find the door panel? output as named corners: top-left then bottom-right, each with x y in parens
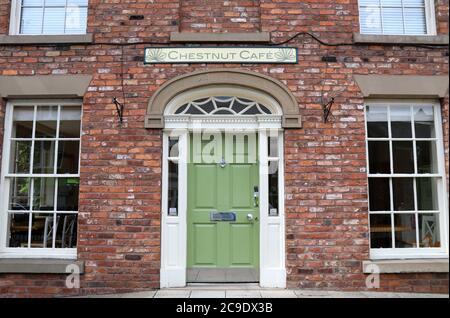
top-left (230, 224), bottom-right (254, 265)
top-left (231, 165), bottom-right (253, 208)
top-left (194, 165), bottom-right (217, 208)
top-left (193, 224), bottom-right (217, 265)
top-left (187, 133), bottom-right (259, 275)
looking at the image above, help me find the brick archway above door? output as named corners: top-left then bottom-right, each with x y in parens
top-left (145, 69), bottom-right (302, 129)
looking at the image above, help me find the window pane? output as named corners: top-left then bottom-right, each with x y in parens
top-left (403, 0), bottom-right (425, 6)
top-left (9, 178), bottom-right (31, 210)
top-left (390, 106), bottom-right (412, 138)
top-left (268, 136), bottom-right (279, 157)
top-left (57, 178), bottom-right (80, 211)
top-left (382, 7), bottom-right (404, 35)
top-left (369, 178), bottom-right (390, 211)
top-left (360, 0), bottom-right (379, 5)
top-left (33, 178), bottom-right (55, 211)
top-left (366, 106), bottom-right (388, 138)
top-left (65, 6), bottom-right (88, 34)
top-left (35, 106), bottom-right (58, 138)
top-left (360, 6), bottom-right (382, 34)
top-left (57, 140), bottom-right (80, 174)
top-left (416, 141), bottom-right (438, 174)
top-left (268, 163), bottom-right (278, 214)
top-left (416, 178), bottom-right (438, 210)
top-left (394, 214), bottom-right (416, 248)
top-left (392, 178), bottom-right (414, 211)
top-left (8, 213), bottom-right (30, 248)
top-left (9, 140), bottom-right (31, 173)
top-left (381, 0), bottom-right (402, 6)
top-left (419, 214), bottom-right (441, 248)
top-left (368, 141), bottom-right (390, 173)
top-left (59, 106), bottom-right (81, 138)
top-left (414, 106), bottom-right (435, 138)
top-left (168, 161), bottom-right (178, 215)
top-left (392, 141), bottom-right (414, 173)
top-left (20, 7), bottom-right (43, 34)
top-left (22, 0), bottom-right (44, 6)
top-left (59, 120), bottom-right (81, 138)
top-left (30, 213), bottom-right (54, 248)
top-left (12, 106), bottom-right (34, 138)
top-left (43, 7), bottom-right (65, 35)
top-left (404, 8), bottom-right (427, 35)
top-left (169, 137), bottom-right (179, 157)
top-left (55, 214), bottom-right (78, 248)
top-left (45, 0), bottom-right (66, 5)
top-left (33, 140), bottom-right (56, 174)
top-left (68, 0), bottom-right (89, 5)
top-left (370, 214), bottom-right (392, 248)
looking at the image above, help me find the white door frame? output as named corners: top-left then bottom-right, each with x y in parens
top-left (160, 89), bottom-right (286, 288)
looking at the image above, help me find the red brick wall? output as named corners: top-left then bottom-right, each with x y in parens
top-left (0, 0), bottom-right (10, 35)
top-left (0, 0), bottom-right (448, 297)
top-left (179, 0), bottom-right (261, 32)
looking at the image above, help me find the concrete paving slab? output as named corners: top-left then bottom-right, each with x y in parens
top-left (260, 290), bottom-right (297, 298)
top-left (191, 290), bottom-right (226, 298)
top-left (154, 290), bottom-right (191, 298)
top-left (226, 290), bottom-right (262, 298)
top-left (120, 291), bottom-right (156, 298)
top-left (187, 283), bottom-right (261, 290)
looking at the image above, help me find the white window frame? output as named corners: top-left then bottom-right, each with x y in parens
top-left (358, 0), bottom-right (437, 36)
top-left (365, 99), bottom-right (449, 260)
top-left (0, 99), bottom-right (82, 259)
top-left (9, 0), bottom-right (88, 36)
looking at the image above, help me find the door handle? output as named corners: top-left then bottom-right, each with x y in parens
top-left (247, 213), bottom-right (255, 222)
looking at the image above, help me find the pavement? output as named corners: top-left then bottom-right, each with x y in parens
top-left (85, 283), bottom-right (449, 298)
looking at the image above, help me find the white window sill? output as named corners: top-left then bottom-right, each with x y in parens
top-left (0, 33), bottom-right (93, 45)
top-left (0, 258), bottom-right (84, 274)
top-left (363, 259), bottom-right (449, 274)
top-left (353, 33), bottom-right (449, 45)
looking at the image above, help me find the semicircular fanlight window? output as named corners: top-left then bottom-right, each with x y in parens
top-left (174, 96), bottom-right (273, 115)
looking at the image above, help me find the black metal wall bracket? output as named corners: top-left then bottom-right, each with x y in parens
top-left (112, 97), bottom-right (124, 123)
top-left (322, 97), bottom-right (335, 123)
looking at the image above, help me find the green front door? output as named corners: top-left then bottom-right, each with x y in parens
top-left (187, 133), bottom-right (259, 282)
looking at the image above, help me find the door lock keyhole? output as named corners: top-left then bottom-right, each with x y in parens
top-left (219, 157), bottom-right (227, 168)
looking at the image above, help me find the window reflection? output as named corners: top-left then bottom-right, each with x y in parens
top-left (33, 178), bottom-right (55, 211)
top-left (394, 214), bottom-right (416, 248)
top-left (57, 178), bottom-right (79, 211)
top-left (369, 178), bottom-right (390, 211)
top-left (390, 106), bottom-right (412, 138)
top-left (33, 140), bottom-right (56, 174)
top-left (392, 178), bottom-right (414, 211)
top-left (419, 214), bottom-right (440, 248)
top-left (414, 106), bottom-right (435, 138)
top-left (10, 140), bottom-right (31, 174)
top-left (366, 105), bottom-right (388, 138)
top-left (9, 178), bottom-right (31, 211)
top-left (370, 214), bottom-right (392, 248)
top-left (8, 213), bottom-right (29, 248)
top-left (168, 161), bottom-right (178, 216)
top-left (57, 140), bottom-right (80, 174)
top-left (368, 141), bottom-right (390, 173)
top-left (35, 106), bottom-right (58, 138)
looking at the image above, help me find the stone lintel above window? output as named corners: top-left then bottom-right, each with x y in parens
top-left (354, 75), bottom-right (449, 99)
top-left (0, 75), bottom-right (92, 98)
